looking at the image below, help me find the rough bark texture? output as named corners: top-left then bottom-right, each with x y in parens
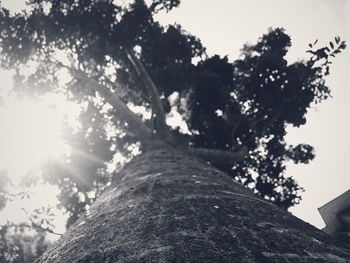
top-left (37, 149), bottom-right (350, 262)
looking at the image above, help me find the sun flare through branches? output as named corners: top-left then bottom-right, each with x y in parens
top-left (0, 95), bottom-right (80, 182)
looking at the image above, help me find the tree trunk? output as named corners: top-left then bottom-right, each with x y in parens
top-left (37, 148), bottom-right (350, 262)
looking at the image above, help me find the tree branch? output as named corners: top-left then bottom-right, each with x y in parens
top-left (125, 48), bottom-right (169, 137)
top-left (187, 146), bottom-right (249, 166)
top-left (248, 110), bottom-right (281, 136)
top-left (53, 61), bottom-right (154, 143)
top-left (20, 209), bottom-right (63, 236)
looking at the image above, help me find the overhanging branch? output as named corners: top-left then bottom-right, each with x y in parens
top-left (188, 146), bottom-right (249, 166)
top-left (125, 48), bottom-right (169, 137)
top-left (53, 61), bottom-right (154, 143)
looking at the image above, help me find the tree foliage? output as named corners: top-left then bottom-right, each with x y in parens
top-left (0, 0), bottom-right (345, 261)
top-left (0, 224), bottom-right (50, 263)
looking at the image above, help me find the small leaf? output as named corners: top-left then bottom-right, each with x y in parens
top-left (340, 41), bottom-right (347, 49)
top-left (335, 36), bottom-right (340, 44)
top-left (329, 41), bottom-right (334, 49)
top-left (313, 39), bottom-right (318, 45)
top-left (308, 43), bottom-right (312, 48)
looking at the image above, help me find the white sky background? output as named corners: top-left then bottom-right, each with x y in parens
top-left (0, 0), bottom-right (349, 229)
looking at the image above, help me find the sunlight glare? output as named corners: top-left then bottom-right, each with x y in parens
top-left (0, 96), bottom-right (79, 181)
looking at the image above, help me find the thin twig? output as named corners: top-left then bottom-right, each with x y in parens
top-left (21, 209), bottom-right (63, 236)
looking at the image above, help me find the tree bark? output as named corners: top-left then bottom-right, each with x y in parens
top-left (37, 148), bottom-right (350, 263)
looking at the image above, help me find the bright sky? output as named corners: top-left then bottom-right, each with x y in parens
top-left (0, 93), bottom-right (79, 235)
top-left (0, 0), bottom-right (349, 230)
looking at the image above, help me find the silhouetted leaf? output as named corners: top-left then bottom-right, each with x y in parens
top-left (335, 36), bottom-right (340, 44)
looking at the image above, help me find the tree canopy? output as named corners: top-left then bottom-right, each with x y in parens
top-left (0, 0), bottom-right (346, 262)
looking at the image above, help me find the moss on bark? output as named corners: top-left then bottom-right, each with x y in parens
top-left (37, 149), bottom-right (350, 262)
